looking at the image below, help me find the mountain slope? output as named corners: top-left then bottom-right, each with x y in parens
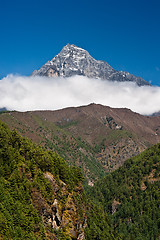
top-left (1, 104), bottom-right (160, 185)
top-left (31, 44), bottom-right (149, 86)
top-left (0, 121), bottom-right (121, 240)
top-left (87, 142), bottom-right (160, 239)
top-left (0, 121), bottom-right (86, 240)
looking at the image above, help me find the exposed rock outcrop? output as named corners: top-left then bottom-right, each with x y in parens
top-left (31, 44), bottom-right (149, 86)
top-left (32, 172), bottom-right (86, 239)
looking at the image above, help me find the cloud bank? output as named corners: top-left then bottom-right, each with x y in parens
top-left (0, 74), bottom-right (160, 115)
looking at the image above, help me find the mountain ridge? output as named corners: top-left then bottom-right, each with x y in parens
top-left (31, 44), bottom-right (149, 86)
top-left (1, 103), bottom-right (160, 184)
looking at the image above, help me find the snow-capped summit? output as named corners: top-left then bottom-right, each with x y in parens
top-left (31, 44), bottom-right (149, 86)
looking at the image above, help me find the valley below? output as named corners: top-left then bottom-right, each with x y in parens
top-left (1, 103), bottom-right (160, 239)
top-left (1, 103), bottom-right (160, 185)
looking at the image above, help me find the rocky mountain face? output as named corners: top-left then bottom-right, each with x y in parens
top-left (1, 104), bottom-right (160, 185)
top-left (31, 44), bottom-right (149, 86)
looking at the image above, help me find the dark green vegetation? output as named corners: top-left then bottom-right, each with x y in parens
top-left (0, 111), bottom-right (106, 186)
top-left (0, 121), bottom-right (83, 239)
top-left (1, 103), bottom-right (160, 239)
top-left (84, 201), bottom-right (121, 240)
top-left (0, 121), bottom-right (119, 240)
top-left (87, 143), bottom-right (160, 240)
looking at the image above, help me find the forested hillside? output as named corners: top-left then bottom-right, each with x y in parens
top-left (1, 117), bottom-right (160, 239)
top-left (0, 121), bottom-right (86, 239)
top-left (1, 104), bottom-right (160, 187)
top-left (87, 143), bottom-right (160, 239)
top-left (0, 121), bottom-right (120, 240)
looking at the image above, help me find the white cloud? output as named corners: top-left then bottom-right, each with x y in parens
top-left (0, 74), bottom-right (160, 115)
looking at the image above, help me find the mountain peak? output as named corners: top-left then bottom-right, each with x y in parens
top-left (62, 43), bottom-right (86, 51)
top-left (63, 43), bottom-right (82, 49)
top-left (55, 43), bottom-right (90, 59)
top-left (31, 44), bottom-right (150, 86)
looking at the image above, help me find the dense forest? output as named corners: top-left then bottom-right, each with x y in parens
top-left (87, 143), bottom-right (160, 239)
top-left (0, 120), bottom-right (85, 239)
top-left (1, 119), bottom-right (160, 239)
top-left (0, 121), bottom-right (120, 240)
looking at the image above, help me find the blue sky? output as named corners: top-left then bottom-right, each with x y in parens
top-left (0, 0), bottom-right (160, 85)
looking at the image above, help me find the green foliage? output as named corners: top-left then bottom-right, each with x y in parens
top-left (87, 143), bottom-right (160, 240)
top-left (56, 120), bottom-right (79, 129)
top-left (85, 200), bottom-right (122, 240)
top-left (31, 114), bottom-right (106, 184)
top-left (44, 128), bottom-right (105, 185)
top-left (4, 117), bottom-right (160, 240)
top-left (0, 121), bottom-right (84, 239)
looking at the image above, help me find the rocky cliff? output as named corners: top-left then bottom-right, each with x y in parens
top-left (31, 44), bottom-right (149, 86)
